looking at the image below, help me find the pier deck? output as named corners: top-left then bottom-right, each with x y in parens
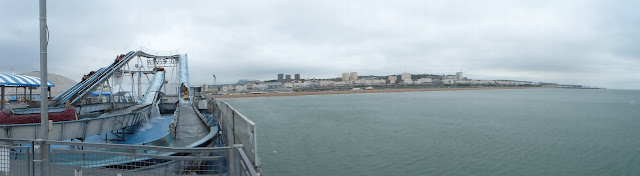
top-left (171, 102), bottom-right (209, 147)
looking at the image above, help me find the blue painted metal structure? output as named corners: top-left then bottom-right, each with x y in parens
top-left (53, 51), bottom-right (137, 105)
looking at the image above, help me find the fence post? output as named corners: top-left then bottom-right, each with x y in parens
top-left (230, 145), bottom-right (243, 175)
top-left (34, 139), bottom-right (49, 176)
top-left (231, 110), bottom-right (235, 146)
top-left (228, 147), bottom-right (236, 176)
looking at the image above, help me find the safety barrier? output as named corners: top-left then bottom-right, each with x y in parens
top-left (215, 101), bottom-right (260, 172)
top-left (0, 139), bottom-right (258, 176)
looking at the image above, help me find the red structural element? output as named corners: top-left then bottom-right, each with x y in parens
top-left (0, 107), bottom-right (77, 124)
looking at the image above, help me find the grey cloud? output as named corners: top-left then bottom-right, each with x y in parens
top-left (1, 0), bottom-right (639, 89)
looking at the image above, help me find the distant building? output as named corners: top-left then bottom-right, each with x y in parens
top-left (350, 72), bottom-right (358, 81)
top-left (357, 79), bottom-right (386, 85)
top-left (283, 82), bottom-right (294, 88)
top-left (456, 72), bottom-right (463, 80)
top-left (342, 73), bottom-right (350, 81)
top-left (403, 79), bottom-right (414, 84)
top-left (334, 81), bottom-right (349, 86)
top-left (285, 75), bottom-right (292, 82)
top-left (235, 84), bottom-right (247, 91)
top-left (444, 75), bottom-right (457, 79)
top-left (401, 72), bottom-right (411, 80)
top-left (443, 79), bottom-right (455, 84)
top-left (294, 74), bottom-right (300, 81)
top-left (253, 83), bottom-right (267, 90)
top-left (266, 82), bottom-right (283, 89)
top-left (388, 76), bottom-right (397, 84)
top-left (277, 74), bottom-right (284, 83)
top-left (418, 78), bottom-right (433, 84)
top-left (319, 80), bottom-right (334, 87)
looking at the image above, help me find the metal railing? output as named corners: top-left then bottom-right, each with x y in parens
top-left (0, 139), bottom-right (258, 176)
top-left (214, 101), bottom-right (260, 173)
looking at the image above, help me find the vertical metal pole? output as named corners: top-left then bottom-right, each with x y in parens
top-left (137, 70), bottom-right (141, 100)
top-left (228, 147), bottom-right (236, 176)
top-left (131, 71), bottom-right (135, 102)
top-left (38, 0), bottom-right (50, 175)
top-left (212, 74), bottom-right (216, 94)
top-left (1, 85), bottom-right (4, 110)
top-left (231, 111), bottom-right (235, 145)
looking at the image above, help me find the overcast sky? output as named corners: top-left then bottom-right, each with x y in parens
top-left (1, 0), bottom-right (639, 89)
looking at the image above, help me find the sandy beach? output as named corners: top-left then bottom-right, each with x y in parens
top-left (215, 87), bottom-right (540, 98)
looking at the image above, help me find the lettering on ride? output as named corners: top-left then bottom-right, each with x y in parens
top-left (146, 58), bottom-right (176, 67)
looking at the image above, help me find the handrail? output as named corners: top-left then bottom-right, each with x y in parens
top-left (48, 140), bottom-right (231, 153)
top-left (235, 144), bottom-right (259, 175)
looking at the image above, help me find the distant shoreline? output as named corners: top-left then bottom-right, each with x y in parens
top-left (215, 87), bottom-right (543, 98)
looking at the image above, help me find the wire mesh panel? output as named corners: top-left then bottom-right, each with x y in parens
top-left (0, 144), bottom-right (32, 176)
top-left (0, 134), bottom-right (257, 175)
top-left (49, 142), bottom-right (231, 176)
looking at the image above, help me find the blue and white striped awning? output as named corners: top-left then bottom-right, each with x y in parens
top-left (0, 73), bottom-right (55, 87)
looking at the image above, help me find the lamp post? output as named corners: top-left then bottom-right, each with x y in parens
top-left (212, 74), bottom-right (217, 94)
top-left (38, 0), bottom-right (50, 175)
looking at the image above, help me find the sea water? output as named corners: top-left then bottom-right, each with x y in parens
top-left (222, 88), bottom-right (640, 176)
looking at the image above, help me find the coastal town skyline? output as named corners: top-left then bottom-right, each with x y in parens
top-left (215, 71), bottom-right (579, 87)
top-left (0, 66), bottom-right (604, 90)
top-left (201, 71), bottom-right (592, 94)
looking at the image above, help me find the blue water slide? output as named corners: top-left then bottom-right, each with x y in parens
top-left (54, 51), bottom-right (137, 106)
top-left (178, 54), bottom-right (191, 103)
top-left (139, 71), bottom-right (165, 105)
top-left (53, 51), bottom-right (132, 105)
top-left (53, 67), bottom-right (105, 101)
